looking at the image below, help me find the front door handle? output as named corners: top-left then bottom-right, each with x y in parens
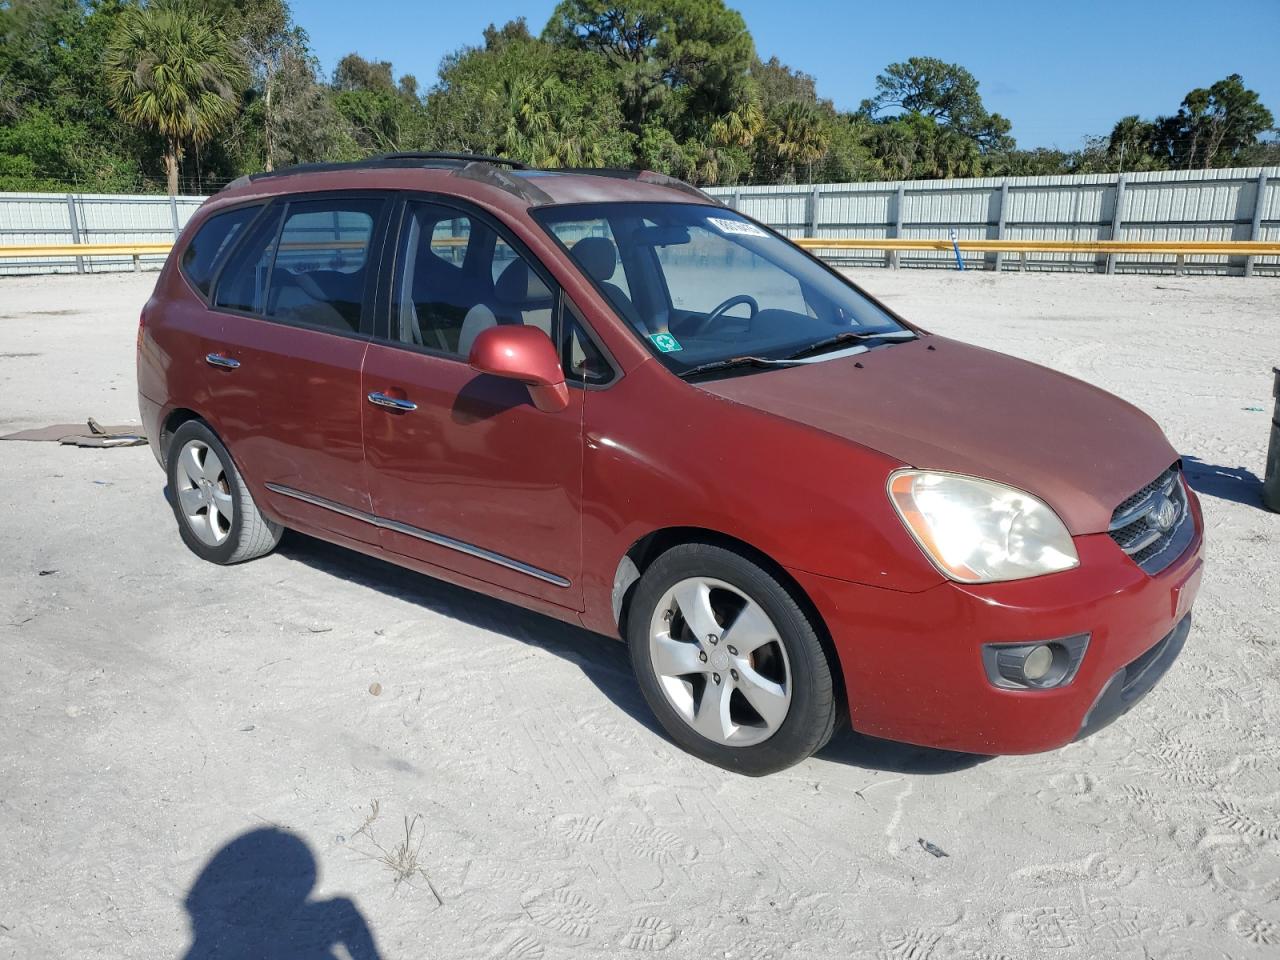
top-left (205, 353), bottom-right (240, 369)
top-left (367, 391), bottom-right (417, 412)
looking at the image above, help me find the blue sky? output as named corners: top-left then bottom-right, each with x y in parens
top-left (298, 0), bottom-right (1280, 149)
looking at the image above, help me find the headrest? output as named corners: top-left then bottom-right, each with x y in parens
top-left (495, 258), bottom-right (552, 305)
top-left (571, 236), bottom-right (618, 283)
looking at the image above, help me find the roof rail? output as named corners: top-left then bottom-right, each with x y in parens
top-left (375, 151), bottom-right (526, 169)
top-left (549, 168), bottom-right (723, 204)
top-left (222, 152), bottom-right (526, 190)
top-left (454, 162), bottom-right (552, 205)
top-left (220, 154), bottom-right (720, 206)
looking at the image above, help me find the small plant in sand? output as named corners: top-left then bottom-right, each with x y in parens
top-left (351, 799), bottom-right (443, 905)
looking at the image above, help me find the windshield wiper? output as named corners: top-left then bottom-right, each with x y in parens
top-left (786, 329), bottom-right (916, 360)
top-left (678, 355), bottom-right (802, 379)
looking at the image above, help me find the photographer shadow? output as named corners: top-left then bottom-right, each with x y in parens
top-left (182, 827), bottom-right (381, 960)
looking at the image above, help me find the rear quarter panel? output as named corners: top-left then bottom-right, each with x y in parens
top-left (137, 260), bottom-right (223, 464)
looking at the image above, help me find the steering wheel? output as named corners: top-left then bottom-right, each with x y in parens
top-left (689, 294), bottom-right (759, 335)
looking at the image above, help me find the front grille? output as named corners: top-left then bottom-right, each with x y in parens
top-left (1108, 465), bottom-right (1194, 575)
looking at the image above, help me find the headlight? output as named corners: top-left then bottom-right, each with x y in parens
top-left (888, 470), bottom-right (1079, 583)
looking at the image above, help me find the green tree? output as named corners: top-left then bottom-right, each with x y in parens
top-left (764, 100), bottom-right (829, 183)
top-left (988, 146), bottom-right (1077, 177)
top-left (0, 0), bottom-right (145, 189)
top-left (104, 0), bottom-right (247, 194)
top-left (242, 32), bottom-right (354, 169)
top-left (1094, 75), bottom-right (1274, 172)
top-left (816, 112), bottom-right (876, 183)
top-left (750, 56), bottom-right (818, 112)
top-left (329, 52), bottom-right (426, 154)
top-left (1104, 115), bottom-right (1165, 171)
top-left (332, 52), bottom-right (395, 93)
top-left (423, 31), bottom-right (632, 167)
top-left (862, 56), bottom-right (1013, 152)
top-left (1162, 74), bottom-right (1274, 169)
top-left (543, 0), bottom-right (754, 146)
top-left (482, 16), bottom-right (533, 50)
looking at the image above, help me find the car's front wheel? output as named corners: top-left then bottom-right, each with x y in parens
top-left (166, 420), bottom-right (281, 565)
top-left (627, 543), bottom-right (837, 775)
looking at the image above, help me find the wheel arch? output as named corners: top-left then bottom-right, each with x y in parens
top-left (160, 410), bottom-right (281, 526)
top-left (158, 407), bottom-right (206, 466)
top-left (612, 526), bottom-right (846, 708)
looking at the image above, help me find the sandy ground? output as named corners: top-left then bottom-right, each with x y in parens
top-left (1, 268), bottom-right (1278, 960)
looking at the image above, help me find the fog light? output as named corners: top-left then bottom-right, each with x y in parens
top-left (1022, 645), bottom-right (1054, 681)
top-left (983, 634), bottom-right (1090, 690)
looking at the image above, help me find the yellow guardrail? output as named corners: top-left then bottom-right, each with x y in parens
top-left (0, 237), bottom-right (1276, 268)
top-left (0, 243), bottom-right (174, 258)
top-left (793, 238), bottom-right (1280, 256)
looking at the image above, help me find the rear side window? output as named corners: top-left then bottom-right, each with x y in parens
top-left (181, 206), bottom-right (258, 297)
top-left (213, 207), bottom-right (283, 315)
top-left (211, 197), bottom-right (383, 334)
top-left (266, 201), bottom-right (380, 333)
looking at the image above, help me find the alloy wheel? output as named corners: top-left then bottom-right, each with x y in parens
top-left (174, 439), bottom-right (234, 547)
top-left (647, 576), bottom-right (793, 747)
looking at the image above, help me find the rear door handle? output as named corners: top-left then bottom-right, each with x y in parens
top-left (367, 391), bottom-right (417, 412)
top-left (205, 353), bottom-right (240, 369)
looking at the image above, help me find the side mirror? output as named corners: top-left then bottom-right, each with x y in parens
top-left (468, 325), bottom-right (569, 413)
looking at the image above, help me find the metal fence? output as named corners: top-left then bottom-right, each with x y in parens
top-left (706, 165), bottom-right (1280, 276)
top-left (0, 192), bottom-right (205, 275)
top-left (3, 165), bottom-right (1278, 277)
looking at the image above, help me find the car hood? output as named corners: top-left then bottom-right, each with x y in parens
top-left (699, 336), bottom-right (1178, 534)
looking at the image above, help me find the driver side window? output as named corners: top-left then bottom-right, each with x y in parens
top-left (392, 201), bottom-right (558, 361)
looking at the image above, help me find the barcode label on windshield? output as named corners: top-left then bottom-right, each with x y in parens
top-left (708, 217), bottom-right (767, 238)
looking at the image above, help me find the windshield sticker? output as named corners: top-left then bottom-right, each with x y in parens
top-left (707, 217), bottom-right (768, 238)
top-left (649, 332), bottom-right (683, 353)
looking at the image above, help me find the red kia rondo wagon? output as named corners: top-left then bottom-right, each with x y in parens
top-left (137, 153), bottom-right (1204, 774)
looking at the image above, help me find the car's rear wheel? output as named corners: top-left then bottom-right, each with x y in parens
top-left (166, 420), bottom-right (281, 564)
top-left (627, 543), bottom-right (837, 775)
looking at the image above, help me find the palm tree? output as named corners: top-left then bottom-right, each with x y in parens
top-left (105, 0), bottom-right (247, 196)
top-left (766, 101), bottom-right (829, 183)
top-left (489, 75), bottom-right (609, 169)
top-left (712, 101), bottom-right (765, 149)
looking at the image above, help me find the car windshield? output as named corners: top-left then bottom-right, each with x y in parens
top-left (533, 202), bottom-right (911, 377)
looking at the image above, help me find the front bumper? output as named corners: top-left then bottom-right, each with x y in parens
top-left (138, 389), bottom-right (165, 468)
top-left (1076, 613), bottom-right (1191, 741)
top-left (790, 496), bottom-right (1204, 755)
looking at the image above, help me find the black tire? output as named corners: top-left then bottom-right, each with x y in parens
top-left (627, 543), bottom-right (837, 776)
top-left (166, 420), bottom-right (281, 565)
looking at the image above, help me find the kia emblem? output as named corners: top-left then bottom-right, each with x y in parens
top-left (1149, 496), bottom-right (1178, 532)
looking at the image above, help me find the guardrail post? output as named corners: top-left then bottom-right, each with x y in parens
top-left (1106, 175), bottom-right (1127, 275)
top-left (808, 185), bottom-right (821, 238)
top-left (993, 180), bottom-right (1009, 272)
top-left (890, 183), bottom-right (905, 269)
top-left (1245, 171), bottom-right (1267, 278)
top-left (732, 189), bottom-right (742, 212)
top-left (65, 194), bottom-right (84, 275)
top-left (169, 194), bottom-right (180, 241)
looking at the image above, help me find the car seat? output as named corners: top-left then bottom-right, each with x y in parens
top-left (570, 237), bottom-right (646, 331)
top-left (458, 258), bottom-right (554, 357)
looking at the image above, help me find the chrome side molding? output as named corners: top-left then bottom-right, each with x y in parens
top-left (264, 482), bottom-right (570, 588)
